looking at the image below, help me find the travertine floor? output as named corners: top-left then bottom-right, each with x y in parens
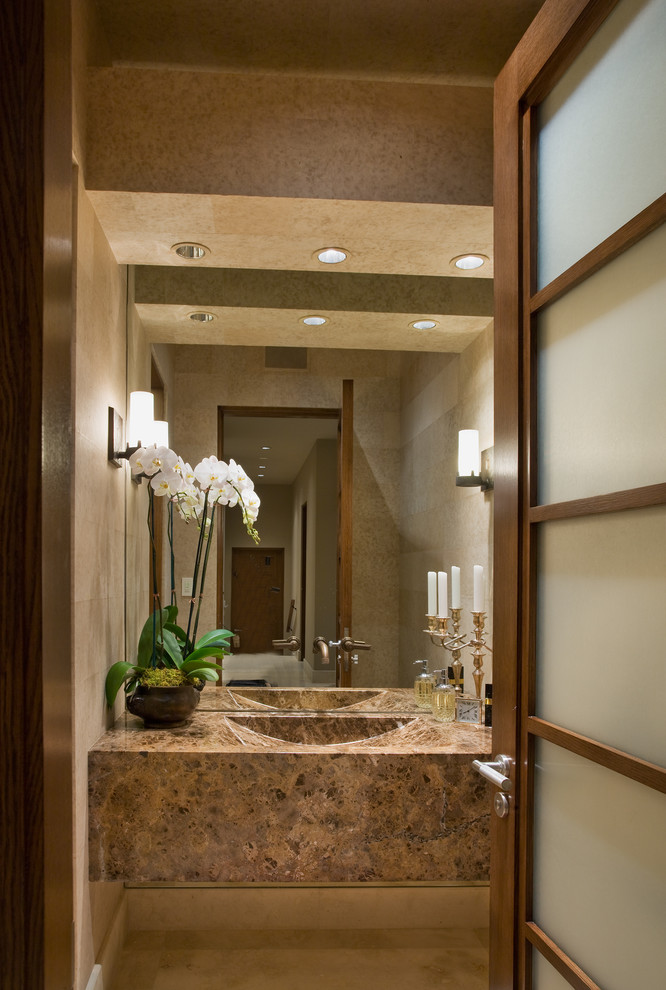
top-left (109, 928), bottom-right (489, 989)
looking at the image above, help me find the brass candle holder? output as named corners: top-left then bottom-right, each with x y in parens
top-left (464, 611), bottom-right (492, 699)
top-left (447, 607), bottom-right (465, 695)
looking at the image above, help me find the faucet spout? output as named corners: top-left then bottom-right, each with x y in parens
top-left (313, 636), bottom-right (330, 664)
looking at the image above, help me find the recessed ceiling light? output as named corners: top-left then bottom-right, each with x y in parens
top-left (261, 445), bottom-right (271, 451)
top-left (259, 464), bottom-right (267, 469)
top-left (451, 254), bottom-right (487, 271)
top-left (258, 473), bottom-right (265, 478)
top-left (188, 311), bottom-right (215, 322)
top-left (316, 247), bottom-right (347, 264)
top-left (411, 319), bottom-right (438, 330)
top-left (172, 242), bottom-right (209, 260)
top-left (302, 316), bottom-right (327, 326)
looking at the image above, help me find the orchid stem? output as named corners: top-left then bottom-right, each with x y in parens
top-left (191, 504), bottom-right (216, 646)
top-left (185, 490), bottom-right (209, 647)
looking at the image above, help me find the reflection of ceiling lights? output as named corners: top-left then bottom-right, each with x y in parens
top-left (302, 316), bottom-right (327, 326)
top-left (451, 254), bottom-right (487, 270)
top-left (188, 311), bottom-right (215, 322)
top-left (316, 247), bottom-right (347, 264)
top-left (261, 445), bottom-right (271, 451)
top-left (172, 242), bottom-right (209, 260)
top-left (411, 319), bottom-right (438, 330)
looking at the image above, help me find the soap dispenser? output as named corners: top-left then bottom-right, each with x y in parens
top-left (431, 669), bottom-right (456, 723)
top-left (413, 659), bottom-right (434, 709)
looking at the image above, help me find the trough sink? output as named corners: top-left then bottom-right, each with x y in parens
top-left (228, 688), bottom-right (382, 711)
top-left (225, 712), bottom-right (414, 745)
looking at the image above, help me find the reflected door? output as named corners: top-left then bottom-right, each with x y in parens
top-left (230, 547), bottom-right (284, 653)
top-left (493, 1), bottom-right (666, 987)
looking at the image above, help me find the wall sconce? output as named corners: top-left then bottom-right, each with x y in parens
top-left (108, 392), bottom-right (168, 468)
top-left (456, 429), bottom-right (494, 492)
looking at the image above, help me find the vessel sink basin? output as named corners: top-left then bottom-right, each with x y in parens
top-left (226, 713), bottom-right (414, 745)
top-left (229, 688), bottom-right (382, 711)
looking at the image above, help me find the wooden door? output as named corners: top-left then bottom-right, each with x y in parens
top-left (493, 1), bottom-right (666, 987)
top-left (337, 379), bottom-right (354, 686)
top-left (231, 547), bottom-right (284, 653)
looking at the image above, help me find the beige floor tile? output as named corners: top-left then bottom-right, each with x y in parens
top-left (110, 928), bottom-right (489, 990)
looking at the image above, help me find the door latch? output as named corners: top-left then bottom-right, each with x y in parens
top-left (472, 754), bottom-right (512, 792)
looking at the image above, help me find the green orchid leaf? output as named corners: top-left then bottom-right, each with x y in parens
top-left (185, 667), bottom-right (220, 683)
top-left (159, 628), bottom-right (185, 668)
top-left (182, 646), bottom-right (226, 665)
top-left (195, 628), bottom-right (233, 650)
top-left (136, 608), bottom-right (171, 667)
top-left (180, 656), bottom-right (224, 674)
top-left (164, 621), bottom-right (189, 646)
top-left (105, 661), bottom-right (139, 707)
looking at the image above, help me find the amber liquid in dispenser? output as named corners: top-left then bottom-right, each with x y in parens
top-left (413, 659), bottom-right (434, 709)
top-left (431, 670), bottom-right (456, 723)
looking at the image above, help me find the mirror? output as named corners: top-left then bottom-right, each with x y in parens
top-left (145, 332), bottom-right (494, 699)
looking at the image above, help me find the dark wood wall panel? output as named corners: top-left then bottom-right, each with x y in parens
top-left (1, 0), bottom-right (46, 986)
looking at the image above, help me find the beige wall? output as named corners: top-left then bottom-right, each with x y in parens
top-left (291, 438), bottom-right (338, 675)
top-left (72, 174), bottom-right (130, 986)
top-left (399, 322), bottom-right (494, 693)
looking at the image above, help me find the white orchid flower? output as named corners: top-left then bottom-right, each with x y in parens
top-left (141, 445), bottom-right (177, 477)
top-left (180, 462), bottom-right (196, 486)
top-left (243, 490), bottom-right (261, 521)
top-left (194, 455), bottom-right (229, 490)
top-left (227, 458), bottom-right (250, 486)
top-left (129, 446), bottom-right (149, 475)
top-left (150, 469), bottom-right (182, 497)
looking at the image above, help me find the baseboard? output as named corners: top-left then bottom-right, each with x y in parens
top-left (126, 883), bottom-right (489, 932)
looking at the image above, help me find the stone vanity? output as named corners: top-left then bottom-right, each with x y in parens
top-left (88, 688), bottom-right (492, 884)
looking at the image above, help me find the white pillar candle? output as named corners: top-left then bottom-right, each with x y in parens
top-left (427, 571), bottom-right (437, 615)
top-left (473, 565), bottom-right (484, 612)
top-left (451, 566), bottom-right (461, 608)
top-left (437, 571), bottom-right (447, 617)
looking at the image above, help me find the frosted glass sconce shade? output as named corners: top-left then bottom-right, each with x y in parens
top-left (108, 391), bottom-right (165, 471)
top-left (152, 420), bottom-right (169, 448)
top-left (456, 430), bottom-right (494, 492)
top-left (458, 430), bottom-right (480, 478)
top-left (128, 391), bottom-right (155, 448)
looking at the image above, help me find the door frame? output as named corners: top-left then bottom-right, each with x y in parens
top-left (493, 1), bottom-right (666, 986)
top-left (217, 395), bottom-right (353, 684)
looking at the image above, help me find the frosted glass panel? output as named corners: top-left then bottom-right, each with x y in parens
top-left (533, 741), bottom-right (666, 990)
top-left (537, 223), bottom-right (666, 505)
top-left (533, 952), bottom-right (579, 990)
top-left (536, 506), bottom-right (666, 767)
top-left (537, 0), bottom-right (666, 287)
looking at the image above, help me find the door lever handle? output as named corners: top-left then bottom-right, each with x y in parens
top-left (472, 754), bottom-right (513, 792)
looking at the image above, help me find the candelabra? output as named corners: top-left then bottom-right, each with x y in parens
top-left (423, 609), bottom-right (491, 698)
top-left (423, 613), bottom-right (467, 694)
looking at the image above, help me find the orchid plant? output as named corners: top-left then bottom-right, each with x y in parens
top-left (105, 446), bottom-right (260, 706)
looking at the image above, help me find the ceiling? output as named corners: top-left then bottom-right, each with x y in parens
top-left (224, 415), bottom-right (339, 486)
top-left (87, 0), bottom-right (546, 353)
top-left (91, 0), bottom-right (544, 85)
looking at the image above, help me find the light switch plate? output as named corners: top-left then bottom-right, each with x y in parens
top-left (182, 577), bottom-right (193, 596)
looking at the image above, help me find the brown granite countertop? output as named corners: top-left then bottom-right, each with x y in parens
top-left (92, 705), bottom-right (492, 755)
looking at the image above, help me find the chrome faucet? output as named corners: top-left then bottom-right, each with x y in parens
top-left (313, 636), bottom-right (330, 664)
top-left (272, 635), bottom-right (301, 653)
